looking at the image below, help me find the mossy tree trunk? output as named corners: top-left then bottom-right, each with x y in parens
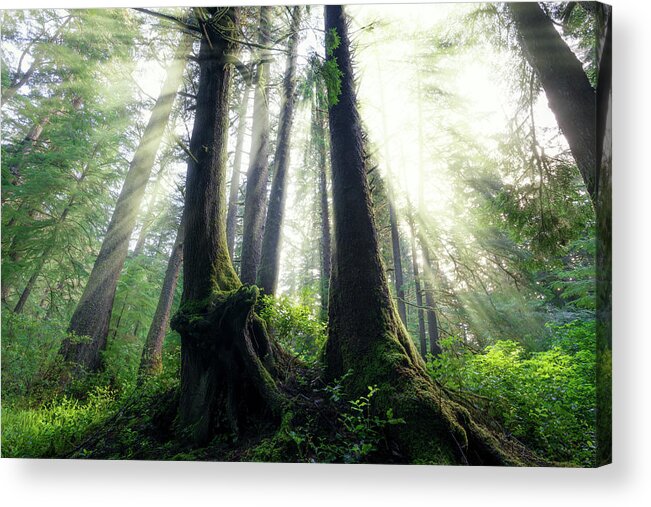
top-left (257, 6), bottom-right (303, 295)
top-left (323, 5), bottom-right (536, 465)
top-left (60, 33), bottom-right (191, 374)
top-left (171, 8), bottom-right (284, 446)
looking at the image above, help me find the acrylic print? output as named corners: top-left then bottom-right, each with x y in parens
top-left (1, 2), bottom-right (611, 467)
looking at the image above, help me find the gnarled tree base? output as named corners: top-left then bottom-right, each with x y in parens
top-left (171, 285), bottom-right (286, 445)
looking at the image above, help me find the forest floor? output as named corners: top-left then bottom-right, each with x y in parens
top-left (54, 363), bottom-right (409, 464)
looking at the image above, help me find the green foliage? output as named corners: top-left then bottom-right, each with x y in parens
top-left (251, 375), bottom-right (404, 464)
top-left (322, 28), bottom-right (343, 106)
top-left (1, 385), bottom-right (116, 458)
top-left (336, 385), bottom-right (405, 462)
top-left (258, 294), bottom-right (326, 362)
top-left (428, 320), bottom-right (597, 466)
top-left (1, 311), bottom-right (69, 402)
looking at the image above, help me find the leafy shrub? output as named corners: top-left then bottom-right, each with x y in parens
top-left (428, 320), bottom-right (596, 466)
top-left (258, 294), bottom-right (326, 362)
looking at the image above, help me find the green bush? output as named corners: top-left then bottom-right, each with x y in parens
top-left (258, 294), bottom-right (326, 363)
top-left (428, 320), bottom-right (596, 466)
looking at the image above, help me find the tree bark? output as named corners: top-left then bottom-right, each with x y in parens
top-left (170, 8), bottom-right (284, 445)
top-left (595, 8), bottom-right (612, 467)
top-left (60, 33), bottom-right (191, 373)
top-left (138, 221), bottom-right (184, 377)
top-left (257, 6), bottom-right (302, 295)
top-left (323, 5), bottom-right (533, 465)
top-left (239, 6), bottom-right (273, 285)
top-left (226, 82), bottom-right (252, 261)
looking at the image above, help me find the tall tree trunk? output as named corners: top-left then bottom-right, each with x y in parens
top-left (226, 82), bottom-right (253, 260)
top-left (139, 221), bottom-right (184, 377)
top-left (595, 8), bottom-right (612, 468)
top-left (407, 214), bottom-right (427, 358)
top-left (317, 102), bottom-right (331, 322)
top-left (239, 6), bottom-right (272, 285)
top-left (322, 5), bottom-right (531, 465)
top-left (13, 268), bottom-right (41, 314)
top-left (170, 8), bottom-right (283, 445)
top-left (257, 6), bottom-right (302, 295)
top-left (60, 34), bottom-right (191, 373)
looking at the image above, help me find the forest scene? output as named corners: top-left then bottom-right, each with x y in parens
top-left (1, 2), bottom-right (611, 467)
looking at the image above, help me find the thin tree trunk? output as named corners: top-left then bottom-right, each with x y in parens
top-left (317, 102), bottom-right (331, 322)
top-left (226, 82), bottom-right (252, 260)
top-left (389, 201), bottom-right (407, 325)
top-left (60, 34), bottom-right (191, 373)
top-left (139, 221), bottom-right (184, 377)
top-left (419, 237), bottom-right (441, 356)
top-left (257, 6), bottom-right (302, 295)
top-left (374, 42), bottom-right (406, 326)
top-left (239, 6), bottom-right (272, 285)
top-left (408, 215), bottom-right (427, 358)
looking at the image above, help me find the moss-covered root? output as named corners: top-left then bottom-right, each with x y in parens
top-left (171, 285), bottom-right (285, 445)
top-left (383, 370), bottom-right (544, 465)
top-left (327, 318), bottom-right (544, 466)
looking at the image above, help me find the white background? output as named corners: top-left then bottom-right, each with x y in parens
top-left (2, 0), bottom-right (649, 505)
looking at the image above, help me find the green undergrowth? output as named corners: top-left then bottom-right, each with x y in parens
top-left (258, 294), bottom-right (326, 363)
top-left (1, 299), bottom-right (596, 465)
top-left (427, 320), bottom-right (597, 466)
top-left (246, 370), bottom-right (406, 464)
